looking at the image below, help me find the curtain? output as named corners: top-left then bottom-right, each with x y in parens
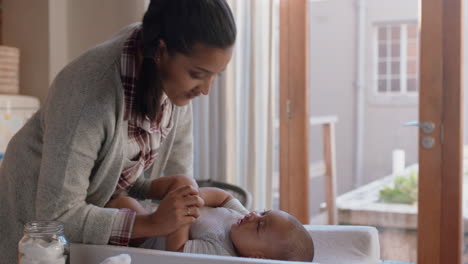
top-left (193, 0), bottom-right (276, 211)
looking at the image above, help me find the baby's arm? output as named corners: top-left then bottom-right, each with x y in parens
top-left (149, 175), bottom-right (199, 200)
top-left (165, 225), bottom-right (190, 252)
top-left (199, 187), bottom-right (233, 207)
top-left (165, 187), bottom-right (234, 252)
top-left (105, 196), bottom-right (149, 215)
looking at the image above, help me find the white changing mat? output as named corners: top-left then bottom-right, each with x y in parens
top-left (70, 225), bottom-right (380, 264)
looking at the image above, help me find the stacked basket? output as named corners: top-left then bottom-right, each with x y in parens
top-left (0, 46), bottom-right (19, 94)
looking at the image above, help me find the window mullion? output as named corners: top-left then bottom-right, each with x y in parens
top-left (387, 26), bottom-right (391, 93)
top-left (401, 24), bottom-right (408, 94)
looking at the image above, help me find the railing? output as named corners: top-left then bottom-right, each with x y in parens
top-left (309, 116), bottom-right (338, 225)
top-left (274, 115), bottom-right (338, 224)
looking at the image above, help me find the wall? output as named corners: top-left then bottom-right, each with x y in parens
top-left (307, 0), bottom-right (420, 215)
top-left (364, 0), bottom-right (419, 183)
top-left (3, 0), bottom-right (50, 102)
top-left (66, 0), bottom-right (147, 61)
top-left (2, 0), bottom-right (147, 104)
top-left (308, 0), bottom-right (357, 215)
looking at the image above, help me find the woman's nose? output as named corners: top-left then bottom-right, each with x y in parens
top-left (201, 76), bottom-right (216, 95)
top-left (201, 85), bottom-right (210, 95)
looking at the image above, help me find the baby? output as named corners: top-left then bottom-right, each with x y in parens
top-left (106, 179), bottom-right (314, 262)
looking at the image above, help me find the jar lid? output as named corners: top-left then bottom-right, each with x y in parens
top-left (24, 221), bottom-right (64, 234)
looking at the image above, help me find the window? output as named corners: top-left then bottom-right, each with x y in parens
top-left (376, 23), bottom-right (419, 95)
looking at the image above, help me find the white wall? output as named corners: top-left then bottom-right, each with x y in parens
top-left (3, 0), bottom-right (148, 103)
top-left (3, 0), bottom-right (50, 102)
top-left (308, 0), bottom-right (357, 196)
top-left (364, 0), bottom-right (419, 183)
top-left (67, 0), bottom-right (148, 61)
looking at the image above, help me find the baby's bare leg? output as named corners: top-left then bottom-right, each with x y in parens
top-left (105, 196), bottom-right (149, 215)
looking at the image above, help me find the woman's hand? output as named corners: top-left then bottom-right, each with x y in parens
top-left (148, 185), bottom-right (204, 236)
top-left (131, 179), bottom-right (204, 239)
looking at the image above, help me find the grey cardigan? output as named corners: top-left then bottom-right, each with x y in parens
top-left (0, 24), bottom-right (193, 263)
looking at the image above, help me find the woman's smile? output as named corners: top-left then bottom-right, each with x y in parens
top-left (187, 90), bottom-right (201, 99)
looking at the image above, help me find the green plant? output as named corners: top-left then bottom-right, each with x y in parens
top-left (379, 170), bottom-right (418, 205)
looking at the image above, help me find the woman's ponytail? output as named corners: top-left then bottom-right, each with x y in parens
top-left (135, 56), bottom-right (163, 121)
top-left (134, 0), bottom-right (166, 121)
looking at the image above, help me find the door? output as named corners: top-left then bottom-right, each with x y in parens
top-left (418, 0), bottom-right (463, 263)
top-left (278, 0), bottom-right (464, 263)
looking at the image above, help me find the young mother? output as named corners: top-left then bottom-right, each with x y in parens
top-left (0, 0), bottom-right (236, 262)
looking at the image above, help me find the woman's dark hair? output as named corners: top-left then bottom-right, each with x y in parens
top-left (135, 0), bottom-right (237, 121)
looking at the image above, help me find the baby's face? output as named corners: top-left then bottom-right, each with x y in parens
top-left (229, 210), bottom-right (291, 259)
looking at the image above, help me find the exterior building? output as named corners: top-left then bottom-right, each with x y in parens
top-left (307, 0), bottom-right (422, 214)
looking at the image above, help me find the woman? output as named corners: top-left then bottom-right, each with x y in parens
top-left (0, 0), bottom-right (236, 262)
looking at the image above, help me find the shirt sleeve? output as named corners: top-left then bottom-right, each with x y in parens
top-left (35, 69), bottom-right (123, 245)
top-left (183, 239), bottom-right (232, 256)
top-left (109, 209), bottom-right (136, 246)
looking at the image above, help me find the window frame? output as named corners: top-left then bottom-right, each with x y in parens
top-left (371, 21), bottom-right (420, 105)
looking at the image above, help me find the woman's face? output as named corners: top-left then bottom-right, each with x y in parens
top-left (157, 42), bottom-right (234, 106)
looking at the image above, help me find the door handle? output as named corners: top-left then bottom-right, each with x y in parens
top-left (403, 121), bottom-right (435, 134)
top-left (404, 121), bottom-right (436, 149)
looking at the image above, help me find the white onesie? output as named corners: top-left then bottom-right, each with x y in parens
top-left (140, 199), bottom-right (249, 256)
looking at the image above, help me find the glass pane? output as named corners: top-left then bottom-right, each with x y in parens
top-left (391, 78), bottom-right (401, 92)
top-left (308, 1), bottom-right (420, 263)
top-left (407, 23), bottom-right (418, 39)
top-left (391, 61), bottom-right (400, 75)
top-left (379, 61), bottom-right (388, 75)
top-left (391, 26), bottom-right (401, 40)
top-left (391, 43), bottom-right (400, 58)
top-left (379, 79), bottom-right (387, 92)
top-left (407, 60), bottom-right (417, 75)
top-left (379, 43), bottom-right (388, 58)
top-left (407, 41), bottom-right (418, 57)
top-left (407, 78), bottom-right (418, 92)
top-left (379, 26), bottom-right (388, 42)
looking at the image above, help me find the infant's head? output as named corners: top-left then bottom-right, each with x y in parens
top-left (230, 210), bottom-right (314, 261)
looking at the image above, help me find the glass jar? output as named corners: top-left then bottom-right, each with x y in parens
top-left (18, 221), bottom-right (69, 264)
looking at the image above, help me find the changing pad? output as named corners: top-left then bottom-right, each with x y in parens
top-left (70, 225), bottom-right (380, 264)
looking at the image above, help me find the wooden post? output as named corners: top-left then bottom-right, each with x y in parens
top-left (323, 123), bottom-right (337, 225)
top-left (279, 0), bottom-right (310, 224)
top-left (0, 0), bottom-right (3, 45)
top-left (418, 0), bottom-right (463, 263)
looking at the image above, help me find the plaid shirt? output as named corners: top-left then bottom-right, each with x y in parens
top-left (109, 27), bottom-right (174, 246)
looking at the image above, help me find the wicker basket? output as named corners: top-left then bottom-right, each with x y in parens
top-left (0, 46), bottom-right (20, 94)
